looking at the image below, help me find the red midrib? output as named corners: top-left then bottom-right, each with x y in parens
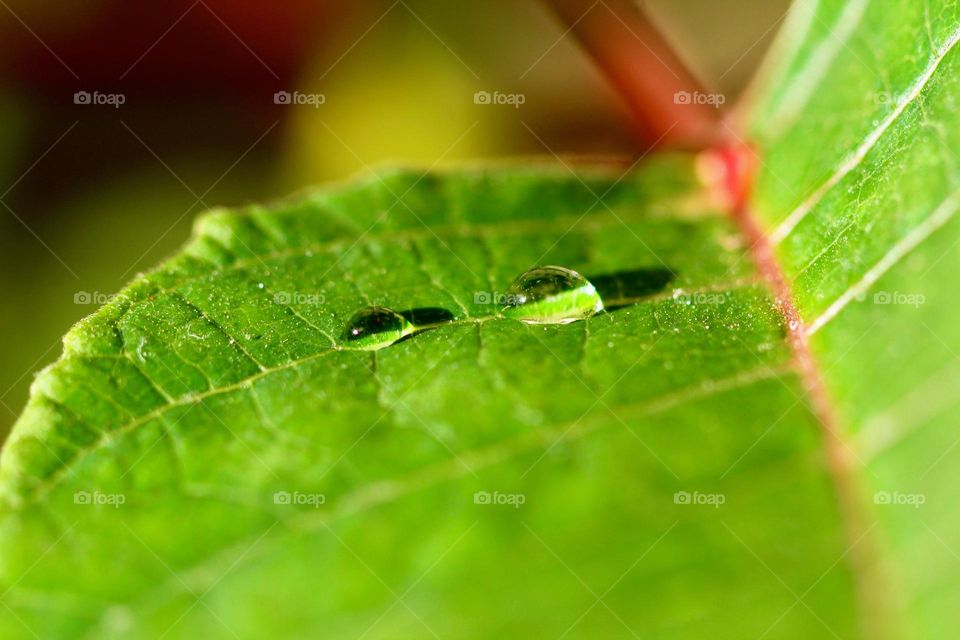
top-left (719, 142), bottom-right (900, 640)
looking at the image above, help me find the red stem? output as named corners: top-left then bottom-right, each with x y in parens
top-left (542, 0), bottom-right (722, 149)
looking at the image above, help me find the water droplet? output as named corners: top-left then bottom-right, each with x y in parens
top-left (500, 266), bottom-right (604, 325)
top-left (339, 306), bottom-right (415, 351)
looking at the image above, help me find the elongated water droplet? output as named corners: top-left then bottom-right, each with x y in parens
top-left (339, 306), bottom-right (415, 351)
top-left (500, 265), bottom-right (604, 325)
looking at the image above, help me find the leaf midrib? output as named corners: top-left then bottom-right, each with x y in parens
top-left (59, 204), bottom-right (721, 354)
top-left (743, 21), bottom-right (960, 637)
top-left (17, 276), bottom-right (765, 510)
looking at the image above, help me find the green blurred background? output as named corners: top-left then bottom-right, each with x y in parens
top-left (0, 0), bottom-right (789, 438)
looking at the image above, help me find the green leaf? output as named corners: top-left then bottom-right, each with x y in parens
top-left (1, 2), bottom-right (959, 640)
top-left (747, 0), bottom-right (960, 637)
top-left (0, 158), bottom-right (858, 639)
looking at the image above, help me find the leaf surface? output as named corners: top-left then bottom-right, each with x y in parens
top-left (2, 0), bottom-right (960, 638)
top-left (748, 0), bottom-right (960, 636)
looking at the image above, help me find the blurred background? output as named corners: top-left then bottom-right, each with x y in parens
top-left (0, 0), bottom-right (789, 438)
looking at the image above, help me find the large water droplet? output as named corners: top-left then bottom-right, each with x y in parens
top-left (339, 306), bottom-right (415, 351)
top-left (500, 266), bottom-right (604, 325)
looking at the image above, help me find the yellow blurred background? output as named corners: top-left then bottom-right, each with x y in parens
top-left (0, 0), bottom-right (788, 437)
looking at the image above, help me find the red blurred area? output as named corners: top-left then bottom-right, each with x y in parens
top-left (1, 0), bottom-right (336, 96)
top-left (0, 0), bottom-right (346, 214)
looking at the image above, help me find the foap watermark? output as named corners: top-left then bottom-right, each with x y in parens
top-left (473, 90), bottom-right (526, 108)
top-left (473, 490), bottom-right (526, 508)
top-left (674, 91), bottom-right (725, 108)
top-left (671, 289), bottom-right (730, 306)
top-left (674, 491), bottom-right (726, 508)
top-left (273, 490), bottom-right (326, 508)
top-left (74, 490), bottom-right (126, 508)
top-left (273, 291), bottom-right (326, 306)
top-left (74, 291), bottom-right (124, 305)
top-left (473, 291), bottom-right (522, 306)
top-left (874, 491), bottom-right (925, 508)
top-left (74, 90), bottom-right (126, 108)
top-left (274, 90), bottom-right (326, 108)
top-left (870, 291), bottom-right (925, 308)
